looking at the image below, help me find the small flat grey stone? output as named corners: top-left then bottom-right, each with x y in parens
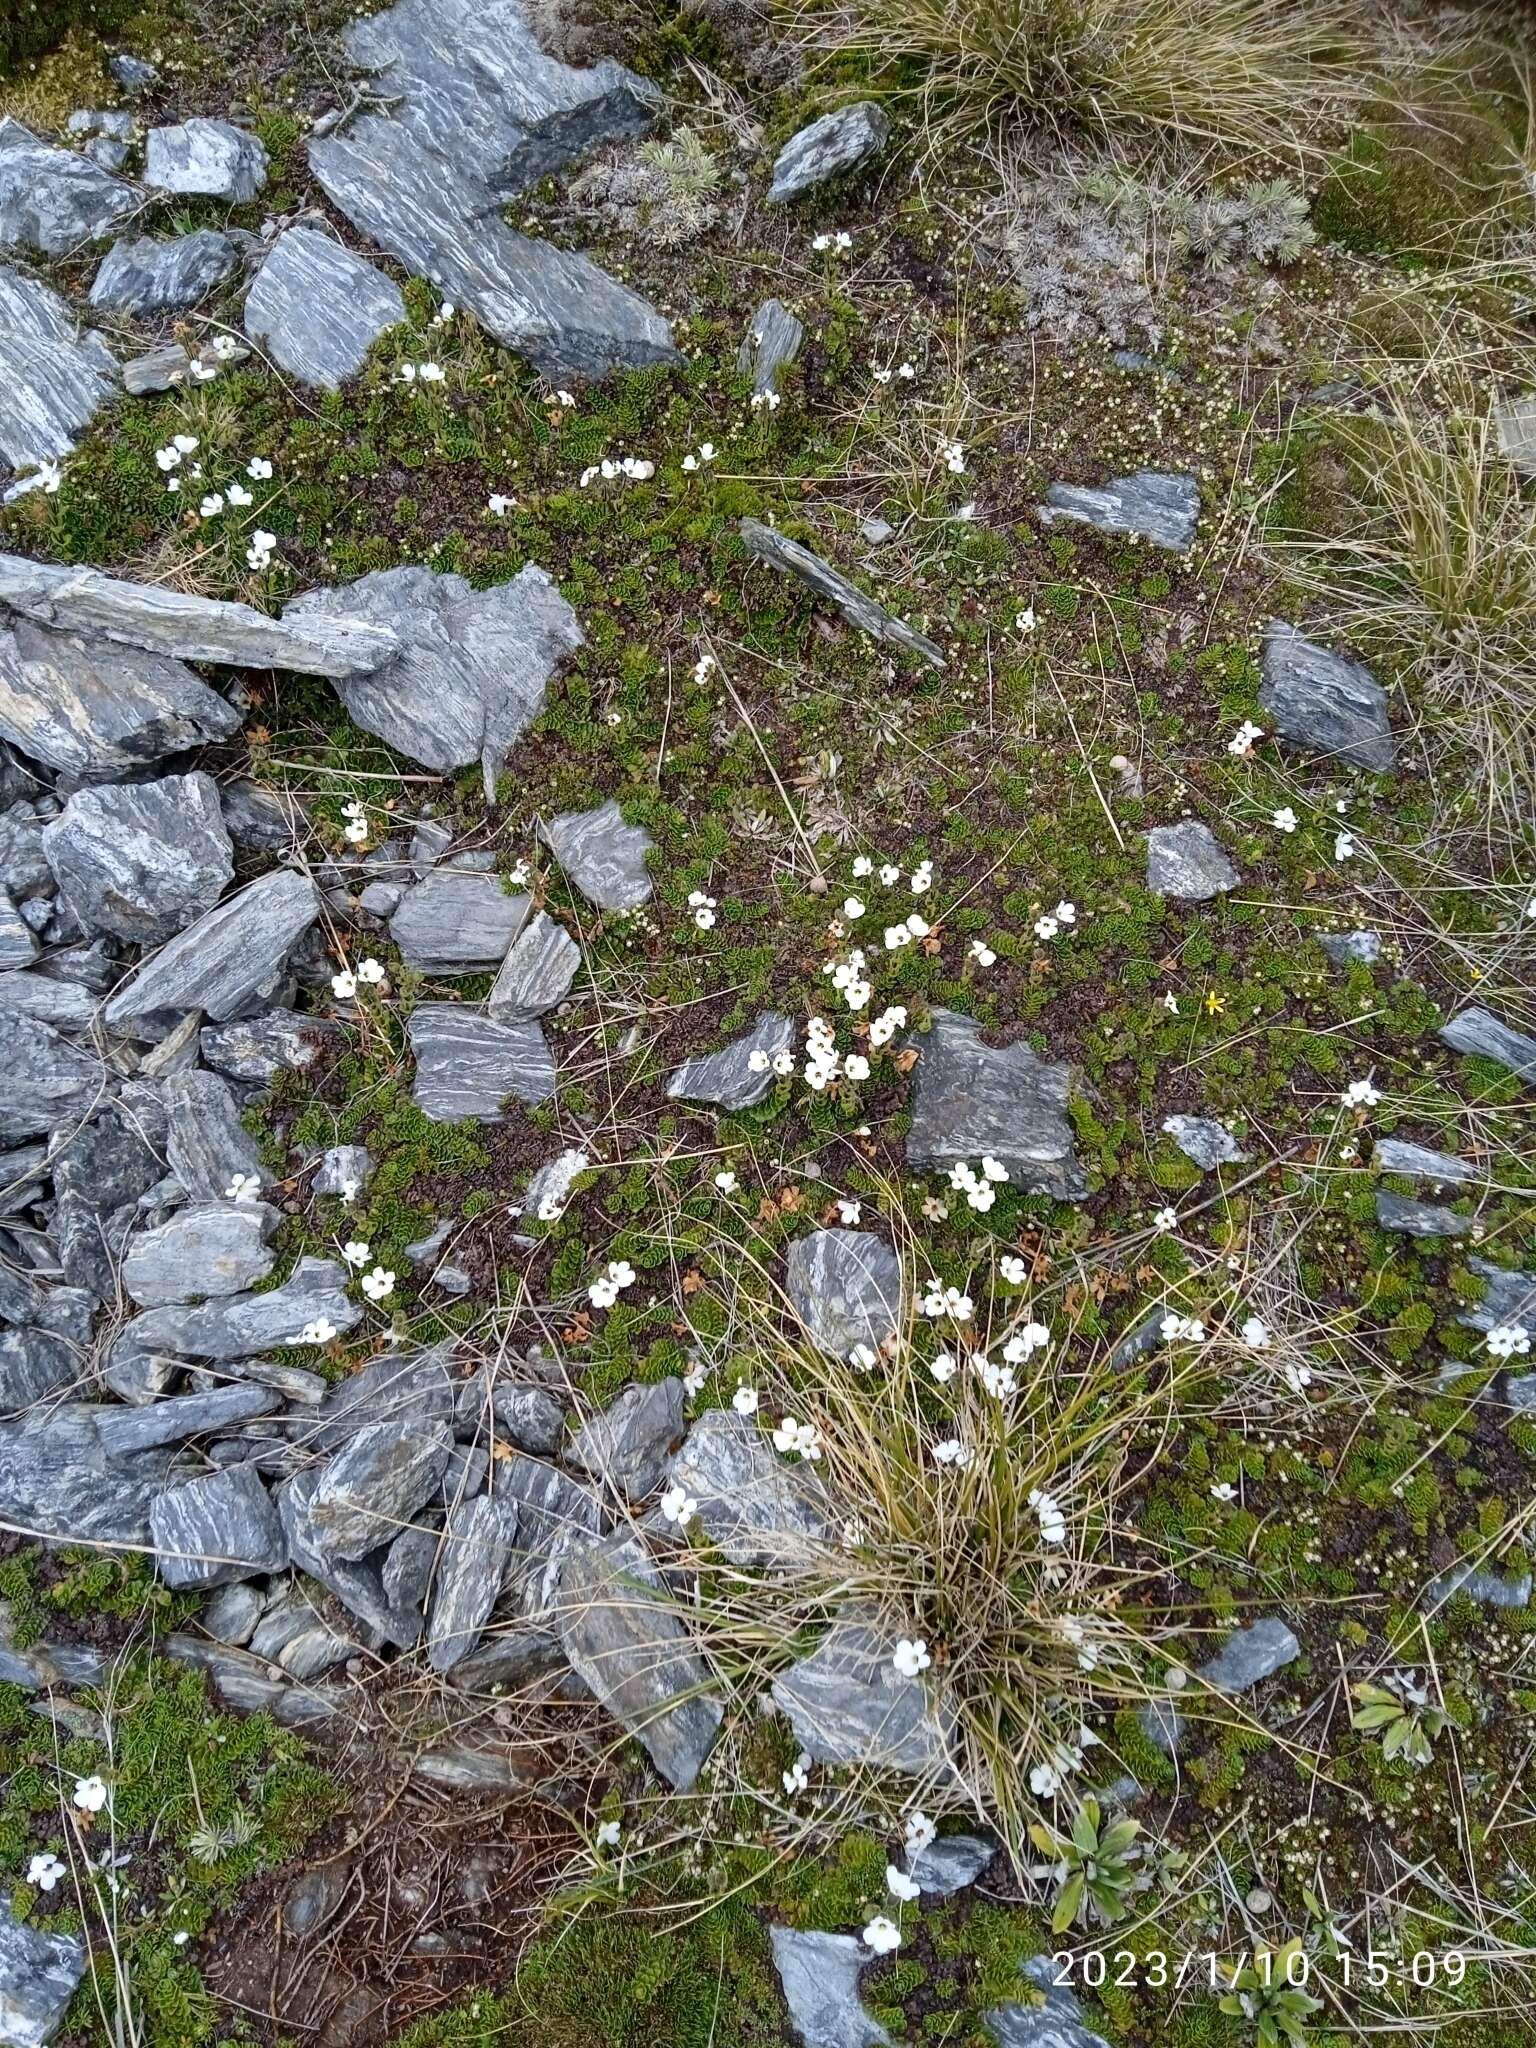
top-left (1375, 1191), bottom-right (1469, 1238)
top-left (769, 1926), bottom-right (892, 2048)
top-left (43, 770), bottom-right (233, 944)
top-left (1439, 1005), bottom-right (1536, 1082)
top-left (0, 262), bottom-right (118, 473)
top-left (104, 868), bottom-right (320, 1038)
top-left (124, 1201), bottom-right (278, 1306)
top-left (145, 118), bottom-right (268, 201)
top-left (487, 909), bottom-right (580, 1021)
top-left (201, 1007), bottom-right (336, 1086)
top-left (164, 1067), bottom-right (264, 1203)
top-left (455, 1370), bottom-right (564, 1454)
top-left (1039, 470), bottom-right (1199, 551)
top-left (0, 120), bottom-right (140, 256)
top-left (738, 296), bottom-right (803, 394)
top-left (123, 344), bottom-right (193, 395)
top-left (428, 1491), bottom-right (519, 1671)
top-left (277, 1466), bottom-right (421, 1647)
top-left (1199, 1616), bottom-right (1300, 1691)
top-left (409, 1002), bottom-right (556, 1119)
top-left (771, 1608), bottom-right (957, 1774)
top-left (94, 1381), bottom-right (281, 1454)
top-left (1426, 1561), bottom-right (1530, 1610)
top-left (665, 1406), bottom-right (831, 1567)
top-left (0, 1408), bottom-right (169, 1546)
top-left (150, 1464), bottom-right (287, 1589)
top-left (1458, 1256), bottom-right (1536, 1337)
top-left (1146, 820), bottom-right (1238, 900)
top-left (314, 1143), bottom-right (373, 1196)
top-left (116, 1254), bottom-right (361, 1363)
top-left (1375, 1139), bottom-right (1469, 1186)
top-left (540, 798), bottom-right (653, 911)
top-left (986, 1956), bottom-right (1114, 2048)
top-left (906, 1008), bottom-right (1084, 1199)
top-left (0, 888), bottom-right (36, 967)
top-left (766, 103), bottom-right (890, 204)
top-left (785, 1229), bottom-right (902, 1361)
top-left (199, 1581), bottom-right (266, 1645)
top-left (391, 869), bottom-right (531, 971)
top-left (307, 1420), bottom-right (454, 1561)
top-left (89, 231), bottom-right (241, 317)
top-left (1259, 621), bottom-right (1394, 771)
top-left (910, 1833), bottom-right (995, 1896)
top-left (667, 1011), bottom-right (792, 1110)
top-left (308, 1345), bottom-right (458, 1451)
top-left (0, 1899), bottom-right (86, 2048)
top-left (244, 226), bottom-right (405, 389)
top-left (1319, 928), bottom-right (1380, 967)
top-left (567, 1378), bottom-right (683, 1500)
top-left (740, 517), bottom-right (945, 668)
top-left (110, 54), bottom-right (159, 91)
top-left (1162, 1114), bottom-right (1248, 1169)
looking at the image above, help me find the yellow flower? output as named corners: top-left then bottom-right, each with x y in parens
top-left (1204, 991), bottom-right (1226, 1016)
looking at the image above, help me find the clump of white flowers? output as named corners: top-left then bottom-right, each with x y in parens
top-left (578, 455), bottom-right (656, 487)
top-left (947, 1155), bottom-right (1009, 1213)
top-left (589, 1258), bottom-right (637, 1310)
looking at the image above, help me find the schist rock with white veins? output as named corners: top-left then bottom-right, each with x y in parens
top-left (0, 264), bottom-right (118, 475)
top-left (88, 231), bottom-right (243, 317)
top-left (391, 869), bottom-right (532, 971)
top-left (201, 1007), bottom-right (336, 1086)
top-left (487, 909), bottom-right (580, 1022)
top-left (1375, 1192), bottom-right (1470, 1239)
top-left (103, 868), bottom-right (319, 1037)
top-left (785, 1229), bottom-right (902, 1361)
top-left (567, 1378), bottom-right (684, 1500)
top-left (909, 1834), bottom-right (995, 1897)
top-left (666, 1010), bottom-right (793, 1110)
top-left (145, 118), bottom-right (268, 201)
top-left (739, 517), bottom-right (946, 668)
top-left (428, 1491), bottom-right (520, 1672)
top-left (0, 118), bottom-right (141, 257)
top-left (766, 103), bottom-right (891, 203)
top-left (149, 1464), bottom-right (287, 1589)
top-left (1258, 622), bottom-right (1395, 772)
top-left (1319, 928), bottom-right (1380, 967)
top-left (1375, 1138), bottom-right (1469, 1184)
top-left (772, 1607), bottom-right (957, 1774)
top-left (0, 553), bottom-right (397, 677)
top-left (666, 1407), bottom-right (832, 1567)
top-left (115, 1254), bottom-right (360, 1362)
top-left (769, 1927), bottom-right (893, 2048)
top-left (986, 1956), bottom-right (1117, 2048)
top-left (164, 1065), bottom-right (265, 1200)
top-left (123, 1202), bottom-right (279, 1306)
top-left (1459, 1256), bottom-right (1536, 1337)
top-left (409, 1003), bottom-right (556, 1119)
top-left (0, 615), bottom-right (242, 777)
top-left (244, 226), bottom-right (406, 390)
top-left (539, 797), bottom-right (654, 910)
top-left (1, 1014), bottom-right (105, 1141)
top-left (42, 771), bottom-right (233, 944)
top-left (738, 297), bottom-right (803, 396)
top-left (1037, 470), bottom-right (1200, 552)
top-left (1439, 1005), bottom-right (1536, 1083)
top-left (906, 1008), bottom-right (1085, 1200)
top-left (0, 1899), bottom-right (87, 2048)
top-left (1145, 820), bottom-right (1239, 900)
top-left (307, 0), bottom-right (675, 376)
top-left (1162, 1115), bottom-right (1248, 1170)
top-left (306, 1420), bottom-right (454, 1561)
top-left (287, 564), bottom-right (583, 799)
top-left (1144, 1615), bottom-right (1300, 1754)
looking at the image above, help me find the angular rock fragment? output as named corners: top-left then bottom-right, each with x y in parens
top-left (1318, 928), bottom-right (1380, 967)
top-left (104, 868), bottom-right (319, 1037)
top-left (277, 1467), bottom-right (421, 1647)
top-left (0, 1407), bottom-right (170, 1544)
top-left (666, 1407), bottom-right (831, 1567)
top-left (740, 517), bottom-right (945, 668)
top-left (305, 1344), bottom-right (457, 1452)
top-left (428, 1492), bottom-right (519, 1672)
top-left (145, 118), bottom-right (268, 201)
top-left (122, 344), bottom-right (192, 395)
top-left (1145, 820), bottom-right (1238, 900)
top-left (1375, 1191), bottom-right (1470, 1239)
top-left (0, 1327), bottom-right (81, 1410)
top-left (910, 1834), bottom-right (995, 1897)
top-left (1426, 1561), bottom-right (1530, 1610)
top-left (523, 1146), bottom-right (590, 1220)
top-left (487, 909), bottom-right (579, 1020)
top-left (1495, 391), bottom-right (1536, 475)
top-left (0, 263), bottom-right (118, 473)
top-left (150, 1464), bottom-right (286, 1588)
top-left (1162, 1114), bottom-right (1247, 1170)
top-left (785, 1229), bottom-right (902, 1361)
top-left (116, 1255), bottom-right (360, 1362)
top-left (499, 1451), bottom-right (605, 1620)
top-left (1038, 470), bottom-right (1199, 551)
top-left (766, 103), bottom-right (890, 203)
top-left (123, 1201), bottom-right (278, 1306)
top-left (1439, 1005), bottom-right (1536, 1082)
top-left (985, 1956), bottom-right (1115, 2048)
top-left (1458, 1256), bottom-right (1536, 1337)
top-left (771, 1608), bottom-right (957, 1774)
top-left (0, 1013), bottom-right (104, 1141)
top-left (410, 1003), bottom-right (556, 1118)
top-left (314, 1143), bottom-right (372, 1197)
top-left (201, 1007), bottom-right (336, 1086)
top-left (738, 296), bottom-right (803, 395)
top-left (1144, 1615), bottom-right (1301, 1753)
top-left (0, 1900), bottom-right (86, 2048)
top-left (667, 1010), bottom-right (791, 1110)
top-left (455, 1371), bottom-right (564, 1455)
top-left (1374, 1138), bottom-right (1469, 1184)
top-left (567, 1378), bottom-right (683, 1501)
top-left (768, 1926), bottom-right (893, 2048)
top-left (244, 225), bottom-right (406, 389)
top-left (1259, 621), bottom-right (1394, 771)
top-left (559, 1531), bottom-right (723, 1789)
top-left (539, 797), bottom-right (653, 911)
top-left (51, 1105), bottom-right (161, 1298)
top-left (391, 869), bottom-right (531, 971)
top-left (43, 771), bottom-right (233, 944)
top-left (0, 888), bottom-right (36, 967)
top-left (0, 120), bottom-right (140, 256)
top-left (906, 1008), bottom-right (1084, 1199)
top-left (307, 1420), bottom-right (454, 1561)
top-left (89, 230), bottom-right (242, 316)
top-left (165, 1632), bottom-right (343, 1725)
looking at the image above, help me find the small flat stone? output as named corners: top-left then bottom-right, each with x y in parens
top-left (409, 1003), bottom-right (556, 1119)
top-left (308, 1345), bottom-right (458, 1451)
top-left (123, 344), bottom-right (192, 395)
top-left (1162, 1114), bottom-right (1247, 1169)
top-left (1375, 1139), bottom-right (1469, 1185)
top-left (314, 1144), bottom-right (373, 1197)
top-left (771, 1609), bottom-right (957, 1775)
top-left (0, 262), bottom-right (118, 473)
top-left (42, 770), bottom-right (233, 944)
top-left (738, 297), bottom-right (803, 394)
top-left (986, 1956), bottom-right (1115, 2048)
top-left (0, 121), bottom-right (140, 256)
top-left (0, 1013), bottom-right (104, 1141)
top-left (0, 1900), bottom-right (86, 2048)
top-left (150, 1464), bottom-right (287, 1589)
top-left (1426, 1561), bottom-right (1530, 1610)
top-left (1439, 1006), bottom-right (1536, 1082)
top-left (1039, 470), bottom-right (1199, 551)
top-left (428, 1492), bottom-right (519, 1671)
top-left (540, 798), bottom-right (653, 911)
top-left (1259, 621), bottom-right (1394, 771)
top-left (766, 103), bottom-right (890, 204)
top-left (523, 1147), bottom-right (590, 1222)
top-left (199, 1582), bottom-right (266, 1646)
top-left (391, 870), bottom-right (531, 971)
top-left (487, 909), bottom-right (580, 1021)
top-left (116, 1254), bottom-right (361, 1362)
top-left (567, 1378), bottom-right (683, 1500)
top-left (124, 1201), bottom-right (278, 1306)
top-left (1199, 1616), bottom-right (1301, 1692)
top-left (145, 119), bottom-right (268, 201)
top-left (1459, 1256), bottom-right (1536, 1337)
top-left (906, 1008), bottom-right (1084, 1200)
top-left (0, 888), bottom-right (36, 967)
top-left (740, 517), bottom-right (945, 668)
top-left (665, 1407), bottom-right (831, 1567)
top-left (1318, 928), bottom-right (1380, 967)
top-left (910, 1833), bottom-right (995, 1897)
top-left (110, 54), bottom-right (159, 92)
top-left (1506, 1373), bottom-right (1536, 1410)
top-left (667, 1011), bottom-right (792, 1110)
top-left (307, 1419), bottom-right (454, 1561)
top-left (785, 1229), bottom-right (902, 1361)
top-left (89, 231), bottom-right (241, 316)
top-left (1375, 1191), bottom-right (1470, 1239)
top-left (104, 868), bottom-right (319, 1038)
top-left (277, 1467), bottom-right (421, 1647)
top-left (94, 1382), bottom-right (281, 1454)
top-left (1146, 821), bottom-right (1238, 900)
top-left (769, 1926), bottom-right (892, 2048)
top-left (201, 1007), bottom-right (336, 1086)
top-left (455, 1370), bottom-right (564, 1454)
top-left (244, 225), bottom-right (405, 389)
top-left (0, 971), bottom-right (97, 1031)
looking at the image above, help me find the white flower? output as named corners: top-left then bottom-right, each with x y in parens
top-left (331, 968), bottom-right (358, 1000)
top-left (969, 939), bottom-right (996, 966)
top-left (246, 529), bottom-right (278, 571)
top-left (419, 361), bottom-right (446, 382)
top-left (342, 1240), bottom-right (371, 1268)
top-left (771, 1416), bottom-right (821, 1460)
top-left (73, 1775), bottom-right (109, 1814)
top-left (747, 1049), bottom-right (771, 1073)
top-left (1334, 831), bottom-right (1356, 861)
top-left (1001, 1321), bottom-right (1050, 1364)
top-left (27, 1852), bottom-right (66, 1891)
top-left (397, 363), bottom-right (417, 383)
top-left (1210, 1481), bottom-right (1237, 1503)
top-left (226, 481), bottom-right (253, 507)
top-left (812, 230), bottom-right (853, 253)
top-left (1162, 992), bottom-right (1179, 1015)
top-left (225, 1172), bottom-right (261, 1203)
top-left (1240, 1316), bottom-right (1271, 1350)
top-left (597, 1818), bottom-right (622, 1847)
top-left (884, 923), bottom-right (913, 952)
top-left (886, 1863), bottom-right (921, 1902)
top-left (682, 1361), bottom-right (707, 1395)
top-left (783, 1753), bottom-right (811, 1793)
top-left (361, 1265), bottom-right (395, 1303)
top-left (941, 441), bottom-right (966, 475)
top-left (836, 1199), bottom-right (862, 1225)
top-left (1054, 901), bottom-right (1076, 925)
top-left (155, 445), bottom-right (181, 471)
top-left (906, 913), bottom-right (931, 940)
top-left (1487, 1323), bottom-right (1531, 1361)
top-left (910, 861), bottom-right (933, 896)
top-left (998, 1254), bottom-right (1028, 1285)
top-left (1341, 1077), bottom-right (1381, 1108)
top-left (863, 1915), bottom-right (901, 1955)
top-left (844, 1053), bottom-right (870, 1081)
top-left (556, 389), bottom-right (576, 408)
top-left (1272, 806), bottom-right (1299, 834)
top-left (344, 814), bottom-right (368, 843)
top-left (1153, 1205), bottom-right (1178, 1231)
top-left (1029, 1762), bottom-right (1061, 1797)
top-left (1283, 1361), bottom-right (1313, 1393)
top-left (932, 1436), bottom-right (973, 1467)
top-left (1016, 607), bottom-right (1037, 633)
top-left (688, 889), bottom-right (718, 932)
top-left (199, 493), bottom-right (224, 519)
top-left (879, 863), bottom-right (901, 885)
top-left (714, 1169), bottom-right (738, 1195)
top-left (659, 1484), bottom-right (697, 1526)
top-left (732, 1384), bottom-right (759, 1415)
top-left (212, 334), bottom-right (240, 360)
top-left (929, 1350), bottom-right (957, 1383)
top-left (904, 1811), bottom-right (936, 1855)
top-left (1227, 720), bottom-right (1264, 756)
top-left (190, 359), bottom-right (217, 383)
top-left (356, 957), bottom-right (387, 986)
top-left (898, 361), bottom-right (916, 379)
top-left (852, 856), bottom-right (874, 878)
top-left (301, 1316), bottom-right (337, 1345)
top-left (750, 388), bottom-right (781, 411)
top-left (843, 896), bottom-right (865, 919)
top-left (977, 1355), bottom-right (1017, 1399)
top-left (246, 456), bottom-right (272, 479)
top-left (1029, 1488), bottom-right (1067, 1545)
top-left (1160, 1312), bottom-right (1206, 1345)
top-left (892, 1637), bottom-right (931, 1678)
top-left (1034, 915), bottom-right (1059, 942)
top-left (487, 493), bottom-right (515, 516)
top-left (173, 433), bottom-right (199, 454)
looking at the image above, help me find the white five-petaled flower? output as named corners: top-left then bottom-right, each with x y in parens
top-left (596, 1818), bottom-right (621, 1847)
top-left (301, 1316), bottom-right (337, 1345)
top-left (1341, 1076), bottom-right (1381, 1108)
top-left (714, 1168), bottom-right (738, 1195)
top-left (811, 230), bottom-right (853, 252)
top-left (1272, 806), bottom-right (1299, 834)
top-left (904, 1811), bottom-right (936, 1855)
top-left (1210, 1481), bottom-right (1237, 1503)
top-left (487, 493), bottom-right (515, 516)
top-left (247, 456), bottom-right (273, 479)
top-left (1029, 1488), bottom-right (1066, 1545)
top-left (771, 1415), bottom-right (821, 1460)
top-left (970, 938), bottom-right (996, 966)
top-left (226, 481), bottom-right (253, 508)
top-left (892, 1637), bottom-right (931, 1678)
top-left (356, 957), bottom-right (386, 985)
top-left (343, 1240), bottom-right (371, 1268)
top-left (1016, 606), bottom-right (1037, 633)
top-left (1029, 1761), bottom-right (1062, 1797)
top-left (331, 968), bottom-right (358, 1000)
top-left (1034, 915), bottom-right (1059, 941)
top-left (225, 1172), bottom-right (261, 1203)
top-left (246, 529), bottom-right (278, 570)
top-left (27, 1852), bottom-right (66, 1891)
top-left (1487, 1323), bottom-right (1531, 1361)
top-left (659, 1484), bottom-right (697, 1526)
top-left (732, 1384), bottom-right (759, 1415)
top-left (1334, 831), bottom-right (1356, 860)
top-left (72, 1775), bottom-right (108, 1814)
top-left (941, 441), bottom-right (965, 474)
top-left (1228, 720), bottom-right (1264, 756)
top-left (1153, 1206), bottom-right (1178, 1230)
top-left (361, 1265), bottom-right (395, 1304)
top-left (1002, 1320), bottom-right (1051, 1365)
top-left (682, 1360), bottom-right (707, 1395)
top-left (199, 493), bottom-right (224, 519)
top-left (886, 1864), bottom-right (921, 1901)
top-left (1240, 1316), bottom-right (1272, 1350)
top-left (998, 1254), bottom-right (1028, 1285)
top-left (863, 1915), bottom-right (901, 1955)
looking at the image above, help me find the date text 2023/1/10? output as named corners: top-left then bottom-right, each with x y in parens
top-left (1049, 1949), bottom-right (1469, 1993)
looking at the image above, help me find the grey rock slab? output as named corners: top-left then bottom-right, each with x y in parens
top-left (217, 1356), bottom-right (328, 1405)
top-left (906, 1007), bottom-right (1085, 1200)
top-left (244, 225), bottom-right (405, 390)
top-left (0, 1408), bottom-right (168, 1544)
top-left (410, 1002), bottom-right (556, 1118)
top-left (558, 1530), bottom-right (722, 1790)
top-left (0, 553), bottom-right (398, 679)
top-left (455, 1370), bottom-right (564, 1454)
top-left (1319, 927), bottom-right (1381, 967)
top-left (201, 1007), bottom-right (337, 1087)
top-left (1426, 1561), bottom-right (1531, 1610)
top-left (0, 889), bottom-right (37, 967)
top-left (428, 1491), bottom-right (519, 1671)
top-left (1199, 1616), bottom-right (1300, 1692)
top-left (1459, 1256), bottom-right (1536, 1337)
top-left (666, 1406), bottom-right (832, 1567)
top-left (0, 614), bottom-right (240, 779)
top-left (910, 1833), bottom-right (995, 1896)
top-left (104, 867), bottom-right (319, 1037)
top-left (164, 1632), bottom-right (343, 1726)
top-left (771, 1608), bottom-right (957, 1775)
top-left (785, 1228), bottom-right (902, 1361)
top-left (249, 1587), bottom-right (361, 1678)
top-left (94, 1382), bottom-right (281, 1454)
top-left (288, 563), bottom-right (583, 799)
top-left (314, 1143), bottom-right (373, 1197)
top-left (145, 119), bottom-right (267, 201)
top-left (1038, 470), bottom-right (1199, 551)
top-left (667, 1010), bottom-right (791, 1110)
top-left (1162, 1114), bottom-right (1247, 1170)
top-left (116, 1254), bottom-right (360, 1362)
top-left (499, 1451), bottom-right (605, 1621)
top-left (738, 296), bottom-right (803, 394)
top-left (43, 770), bottom-right (233, 944)
top-left (1146, 820), bottom-right (1238, 900)
top-left (383, 1525), bottom-right (439, 1614)
top-left (1375, 1138), bottom-right (1469, 1185)
top-left (1259, 621), bottom-right (1394, 771)
top-left (0, 1326), bottom-right (81, 1410)
top-left (89, 230), bottom-right (241, 316)
top-left (51, 1103), bottom-right (161, 1298)
top-left (766, 102), bottom-right (890, 204)
top-left (985, 1956), bottom-right (1114, 2048)
top-left (305, 1344), bottom-right (457, 1452)
top-left (0, 1900), bottom-right (86, 2048)
top-left (307, 1419), bottom-right (454, 1561)
top-left (0, 263), bottom-right (118, 473)
top-left (123, 1201), bottom-right (278, 1306)
top-left (523, 1145), bottom-right (590, 1220)
top-left (567, 1378), bottom-right (683, 1501)
top-left (201, 1580), bottom-right (267, 1647)
top-left (487, 909), bottom-right (579, 1021)
top-left (1375, 1191), bottom-right (1469, 1238)
top-left (109, 53), bottom-right (159, 92)
top-left (219, 777), bottom-right (306, 854)
top-left (769, 1926), bottom-right (892, 2048)
top-left (150, 1463), bottom-right (286, 1588)
top-left (1439, 1005), bottom-right (1536, 1082)
top-left (123, 344), bottom-right (193, 395)
top-left (539, 797), bottom-right (653, 911)
top-left (277, 1467), bottom-right (421, 1647)
top-left (0, 1012), bottom-right (105, 1142)
top-left (0, 121), bottom-right (140, 257)
top-left (740, 517), bottom-right (945, 668)
top-left (391, 869), bottom-right (531, 971)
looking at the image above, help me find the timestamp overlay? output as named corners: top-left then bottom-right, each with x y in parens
top-left (1049, 1948), bottom-right (1472, 1994)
